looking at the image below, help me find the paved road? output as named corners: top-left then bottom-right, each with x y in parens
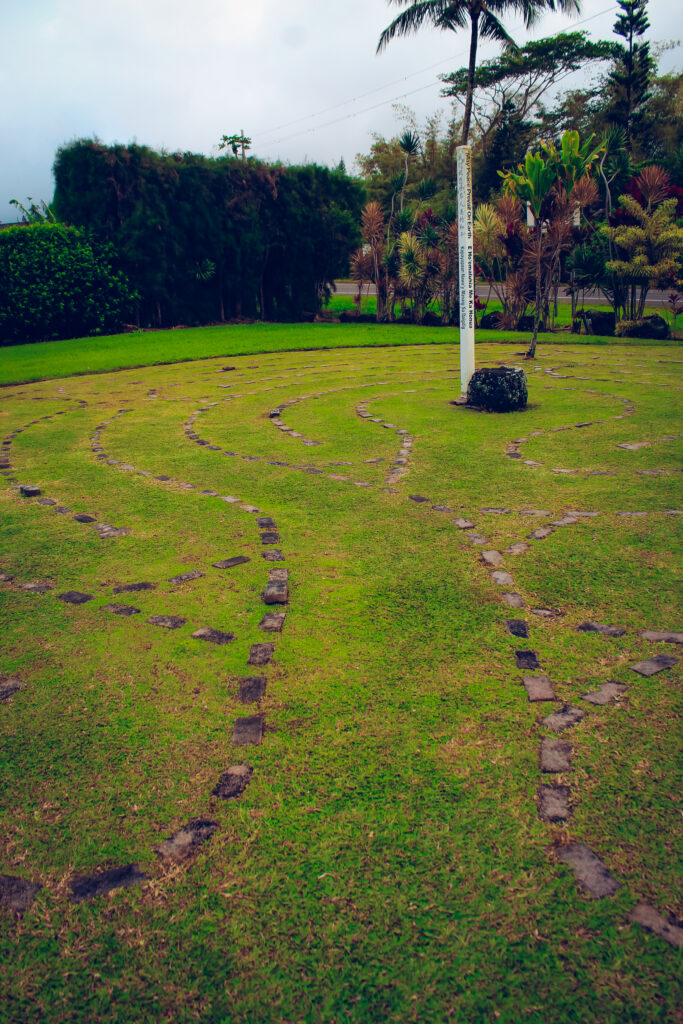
top-left (333, 281), bottom-right (672, 307)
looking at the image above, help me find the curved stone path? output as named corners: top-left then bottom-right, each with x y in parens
top-left (0, 347), bottom-right (680, 952)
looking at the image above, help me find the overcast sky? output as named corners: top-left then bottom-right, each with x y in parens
top-left (1, 0), bottom-right (679, 220)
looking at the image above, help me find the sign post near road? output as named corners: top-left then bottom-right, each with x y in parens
top-left (457, 145), bottom-right (476, 397)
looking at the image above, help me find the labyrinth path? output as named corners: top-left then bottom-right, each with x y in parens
top-left (0, 342), bottom-right (681, 961)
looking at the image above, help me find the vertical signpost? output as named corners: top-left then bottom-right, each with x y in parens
top-left (457, 145), bottom-right (476, 397)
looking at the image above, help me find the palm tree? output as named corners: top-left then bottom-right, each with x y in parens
top-left (377, 0), bottom-right (581, 146)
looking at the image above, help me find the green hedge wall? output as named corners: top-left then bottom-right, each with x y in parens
top-left (0, 223), bottom-right (137, 345)
top-left (53, 141), bottom-right (365, 328)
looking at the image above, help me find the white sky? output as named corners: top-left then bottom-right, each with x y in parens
top-left (1, 0), bottom-right (679, 219)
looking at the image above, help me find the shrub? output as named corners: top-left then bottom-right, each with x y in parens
top-left (0, 223), bottom-right (137, 344)
top-left (614, 314), bottom-right (670, 339)
top-left (467, 366), bottom-right (528, 412)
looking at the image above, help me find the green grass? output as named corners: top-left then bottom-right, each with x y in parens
top-left (0, 338), bottom-right (681, 1023)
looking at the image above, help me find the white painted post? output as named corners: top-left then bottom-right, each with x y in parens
top-left (456, 145), bottom-right (476, 396)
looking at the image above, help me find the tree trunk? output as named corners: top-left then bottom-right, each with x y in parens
top-left (527, 229), bottom-right (543, 359)
top-left (461, 13), bottom-right (480, 146)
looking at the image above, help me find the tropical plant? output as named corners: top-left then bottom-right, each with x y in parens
top-left (377, 0), bottom-right (581, 145)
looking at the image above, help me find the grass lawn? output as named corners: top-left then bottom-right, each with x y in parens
top-left (0, 332), bottom-right (681, 1022)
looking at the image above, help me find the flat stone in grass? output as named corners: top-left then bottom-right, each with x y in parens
top-left (542, 704), bottom-right (584, 732)
top-left (239, 677), bottom-right (267, 703)
top-left (522, 675), bottom-right (555, 701)
top-left (37, 498), bottom-right (56, 506)
top-left (409, 495), bottom-right (430, 503)
top-left (629, 903), bottom-right (683, 949)
top-left (257, 517), bottom-right (276, 529)
top-left (515, 650), bottom-right (540, 670)
top-left (21, 582), bottom-right (53, 593)
top-left (507, 542), bottom-right (529, 555)
top-left (0, 874), bottom-right (42, 914)
top-left (263, 580), bottom-right (288, 605)
top-left (259, 612), bottom-right (286, 632)
top-left (0, 678), bottom-right (23, 701)
top-left (73, 514), bottom-right (96, 523)
top-left (481, 507), bottom-right (510, 514)
top-left (168, 571), bottom-right (205, 584)
top-left (492, 571), bottom-right (514, 585)
top-left (630, 653), bottom-right (678, 676)
top-left (582, 681), bottom-right (627, 705)
top-left (155, 818), bottom-right (218, 863)
top-left (70, 863), bottom-right (147, 903)
top-left (432, 505), bottom-right (453, 513)
top-left (481, 550), bottom-right (504, 567)
top-left (640, 630), bottom-right (683, 644)
top-left (503, 593), bottom-right (525, 608)
top-left (95, 524), bottom-right (130, 539)
top-left (577, 621), bottom-right (626, 638)
top-left (212, 556), bottom-right (250, 570)
top-left (213, 764), bottom-right (253, 798)
top-left (147, 614), bottom-right (187, 629)
top-left (551, 516), bottom-right (578, 527)
top-left (261, 532), bottom-right (280, 544)
top-left (113, 581), bottom-right (156, 594)
top-left (155, 475), bottom-right (172, 481)
top-left (262, 549), bottom-right (285, 562)
top-left (58, 591), bottom-right (94, 605)
top-left (233, 715), bottom-right (264, 745)
top-left (0, 573), bottom-right (14, 582)
top-left (248, 643), bottom-right (275, 666)
top-left (538, 784), bottom-right (570, 821)
top-left (19, 485), bottom-right (41, 497)
top-left (556, 843), bottom-right (619, 898)
top-left (506, 619), bottom-right (529, 638)
top-left (528, 527), bottom-right (554, 540)
top-left (192, 627), bottom-right (235, 645)
top-left (540, 738), bottom-right (572, 772)
top-left (102, 603), bottom-right (141, 617)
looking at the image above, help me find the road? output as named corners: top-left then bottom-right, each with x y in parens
top-left (333, 281), bottom-right (672, 307)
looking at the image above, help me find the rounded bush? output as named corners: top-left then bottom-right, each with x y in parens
top-left (467, 366), bottom-right (528, 412)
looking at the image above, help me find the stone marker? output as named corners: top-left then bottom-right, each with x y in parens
top-left (502, 593), bottom-right (525, 608)
top-left (168, 571), bottom-right (205, 584)
top-left (551, 516), bottom-right (578, 527)
top-left (528, 527), bottom-right (554, 540)
top-left (21, 582), bottom-right (53, 593)
top-left (212, 763), bottom-right (253, 798)
top-left (257, 517), bottom-right (276, 529)
top-left (577, 621), bottom-right (626, 638)
top-left (452, 518), bottom-right (475, 530)
top-left (506, 619), bottom-right (529, 638)
top-left (628, 903), bottom-right (683, 949)
top-left (409, 495), bottom-right (429, 503)
top-left (556, 843), bottom-right (620, 898)
top-left (259, 612), bottom-right (286, 632)
top-left (113, 581), bottom-right (156, 593)
top-left (0, 573), bottom-right (13, 583)
top-left (492, 571), bottom-right (514, 585)
top-left (263, 579), bottom-right (288, 604)
top-left (212, 556), bottom-right (250, 570)
top-left (538, 784), bottom-right (571, 821)
top-left (481, 507), bottom-right (510, 514)
top-left (522, 675), bottom-right (555, 701)
top-left (192, 627), bottom-right (235, 645)
top-left (58, 591), bottom-right (94, 605)
top-left (581, 681), bottom-right (627, 705)
top-left (73, 514), bottom-right (96, 523)
top-left (640, 630), bottom-right (683, 644)
top-left (432, 505), bottom-right (453, 513)
top-left (239, 677), bottom-right (267, 703)
top-left (101, 603), bottom-right (141, 617)
top-left (70, 863), bottom-right (147, 903)
top-left (248, 643), bottom-right (275, 666)
top-left (19, 485), bottom-right (41, 497)
top-left (507, 542), bottom-right (529, 555)
top-left (540, 737), bottom-right (572, 772)
top-left (0, 678), bottom-right (23, 701)
top-left (261, 532), bottom-right (280, 544)
top-left (481, 550), bottom-right (504, 568)
top-left (515, 650), bottom-right (540, 670)
top-left (155, 819), bottom-right (218, 863)
top-left (147, 615), bottom-right (187, 629)
top-left (37, 498), bottom-right (56, 506)
top-left (0, 874), bottom-right (42, 914)
top-left (232, 715), bottom-right (264, 745)
top-left (630, 653), bottom-right (678, 676)
top-left (262, 550), bottom-right (285, 562)
top-left (541, 704), bottom-right (584, 732)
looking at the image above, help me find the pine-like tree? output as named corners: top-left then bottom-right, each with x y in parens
top-left (606, 0), bottom-right (654, 148)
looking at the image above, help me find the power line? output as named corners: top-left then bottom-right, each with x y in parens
top-left (258, 4), bottom-right (618, 150)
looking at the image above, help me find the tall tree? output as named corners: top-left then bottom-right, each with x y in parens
top-left (377, 0), bottom-right (581, 145)
top-left (606, 0), bottom-right (654, 147)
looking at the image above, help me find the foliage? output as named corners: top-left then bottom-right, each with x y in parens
top-left (218, 131), bottom-right (252, 162)
top-left (9, 197), bottom-right (56, 223)
top-left (605, 0), bottom-right (654, 146)
top-left (52, 140), bottom-right (364, 328)
top-left (467, 364), bottom-right (528, 410)
top-left (0, 223), bottom-right (137, 344)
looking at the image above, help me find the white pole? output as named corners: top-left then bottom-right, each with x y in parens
top-left (456, 146), bottom-right (476, 396)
